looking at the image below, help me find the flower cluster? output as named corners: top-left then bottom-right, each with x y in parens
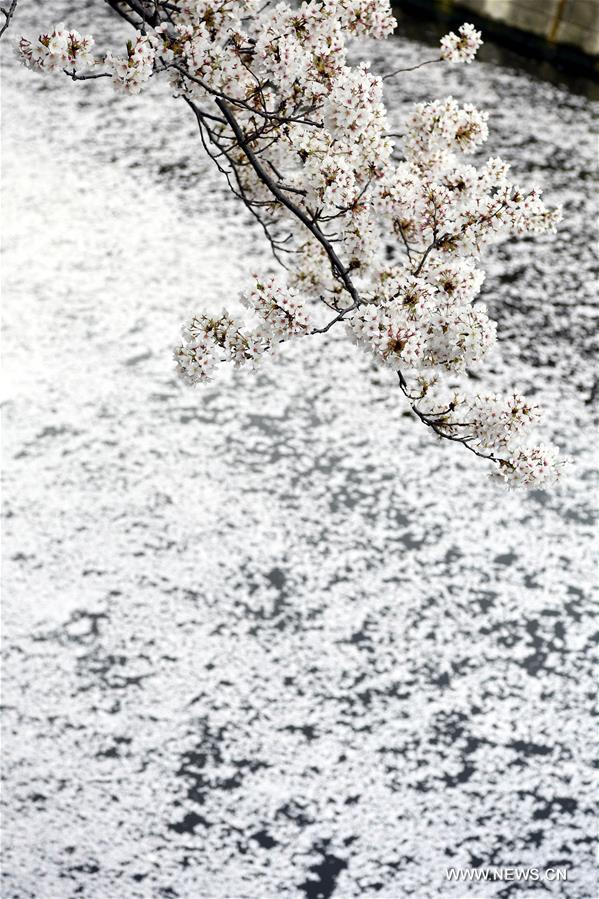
top-left (19, 4), bottom-right (568, 486)
top-left (440, 22), bottom-right (483, 64)
top-left (349, 300), bottom-right (427, 371)
top-left (105, 35), bottom-right (156, 94)
top-left (427, 303), bottom-right (497, 369)
top-left (174, 277), bottom-right (311, 384)
top-left (241, 276), bottom-right (312, 341)
top-left (426, 258), bottom-right (485, 304)
top-left (405, 98), bottom-right (489, 167)
top-left (347, 263), bottom-right (496, 374)
top-left (478, 402), bottom-right (568, 486)
top-left (408, 390), bottom-right (567, 486)
top-left (498, 444), bottom-right (567, 488)
top-left (326, 0), bottom-right (396, 39)
top-left (174, 312), bottom-right (265, 384)
top-left (464, 393), bottom-right (542, 449)
top-left (18, 23), bottom-right (94, 72)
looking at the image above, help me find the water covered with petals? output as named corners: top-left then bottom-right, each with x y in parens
top-left (2, 2), bottom-right (597, 897)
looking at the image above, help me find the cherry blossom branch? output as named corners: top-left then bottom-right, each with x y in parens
top-left (398, 374), bottom-right (505, 466)
top-left (0, 0), bottom-right (17, 40)
top-left (64, 68), bottom-right (112, 81)
top-left (311, 303), bottom-right (360, 334)
top-left (103, 0), bottom-right (141, 30)
top-left (170, 63), bottom-right (323, 128)
top-left (214, 97), bottom-right (362, 306)
top-left (17, 8), bottom-right (567, 486)
top-left (382, 57), bottom-right (441, 80)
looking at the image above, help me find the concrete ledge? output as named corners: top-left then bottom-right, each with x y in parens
top-left (457, 0), bottom-right (562, 40)
top-left (557, 0), bottom-right (599, 56)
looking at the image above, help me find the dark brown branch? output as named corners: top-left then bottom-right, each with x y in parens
top-left (119, 0), bottom-right (159, 28)
top-left (103, 0), bottom-right (141, 29)
top-left (171, 63), bottom-right (323, 128)
top-left (0, 0), bottom-right (17, 40)
top-left (64, 68), bottom-right (112, 81)
top-left (311, 302), bottom-right (360, 334)
top-left (382, 57), bottom-right (441, 81)
top-left (215, 98), bottom-right (361, 305)
top-left (396, 371), bottom-right (508, 469)
top-left (184, 96), bottom-right (292, 267)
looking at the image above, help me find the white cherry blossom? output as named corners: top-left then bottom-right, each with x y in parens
top-left (18, 5), bottom-right (568, 486)
top-left (440, 22), bottom-right (483, 64)
top-left (18, 23), bottom-right (94, 72)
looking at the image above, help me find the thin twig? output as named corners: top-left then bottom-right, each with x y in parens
top-left (311, 303), bottom-right (359, 334)
top-left (64, 68), bottom-right (112, 81)
top-left (382, 57), bottom-right (441, 81)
